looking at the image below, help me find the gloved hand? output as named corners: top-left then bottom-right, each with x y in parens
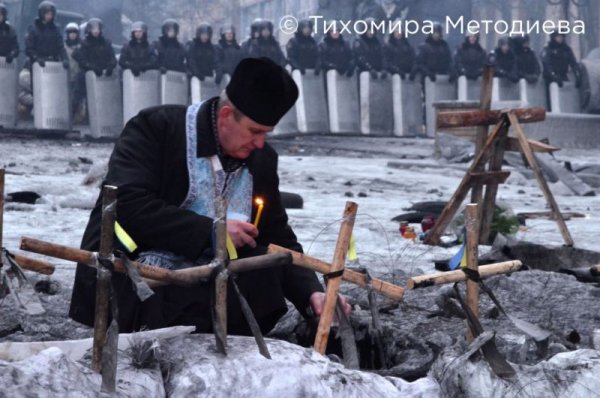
top-left (428, 73), bottom-right (436, 82)
top-left (160, 67), bottom-right (167, 74)
top-left (509, 73), bottom-right (520, 84)
top-left (370, 70), bottom-right (378, 79)
top-left (314, 68), bottom-right (320, 76)
top-left (198, 75), bottom-right (205, 82)
top-left (380, 71), bottom-right (388, 79)
top-left (409, 71), bottom-right (417, 81)
top-left (5, 55), bottom-right (13, 64)
top-left (38, 59), bottom-right (46, 68)
top-left (215, 72), bottom-right (223, 85)
top-left (525, 74), bottom-right (538, 84)
top-left (299, 68), bottom-right (306, 75)
top-left (336, 67), bottom-right (344, 75)
top-left (94, 68), bottom-right (103, 77)
top-left (131, 67), bottom-right (140, 77)
top-left (458, 68), bottom-right (466, 76)
top-left (104, 68), bottom-right (113, 77)
top-left (345, 69), bottom-right (353, 78)
top-left (399, 72), bottom-right (406, 80)
top-left (62, 60), bottom-right (70, 69)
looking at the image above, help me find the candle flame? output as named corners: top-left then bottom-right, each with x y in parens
top-left (255, 198), bottom-right (264, 206)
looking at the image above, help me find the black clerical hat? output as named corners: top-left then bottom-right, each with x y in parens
top-left (226, 57), bottom-right (298, 126)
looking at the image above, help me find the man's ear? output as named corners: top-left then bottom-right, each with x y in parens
top-left (218, 104), bottom-right (234, 120)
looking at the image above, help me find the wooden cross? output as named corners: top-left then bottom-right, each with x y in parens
top-left (424, 108), bottom-right (574, 247)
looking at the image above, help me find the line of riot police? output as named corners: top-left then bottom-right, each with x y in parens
top-left (0, 2), bottom-right (585, 128)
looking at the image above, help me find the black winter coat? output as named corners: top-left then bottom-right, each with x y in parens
top-left (69, 100), bottom-right (323, 334)
top-left (247, 37), bottom-right (286, 67)
top-left (0, 22), bottom-right (19, 59)
top-left (488, 48), bottom-right (517, 81)
top-left (154, 36), bottom-right (186, 73)
top-left (187, 39), bottom-right (219, 79)
top-left (318, 34), bottom-right (354, 74)
top-left (542, 41), bottom-right (580, 82)
top-left (454, 39), bottom-right (486, 80)
top-left (216, 38), bottom-right (243, 75)
top-left (119, 38), bottom-right (157, 71)
top-left (73, 36), bottom-right (117, 72)
top-left (414, 36), bottom-right (452, 77)
top-left (286, 33), bottom-right (319, 71)
top-left (514, 46), bottom-right (540, 81)
top-left (384, 36), bottom-right (415, 77)
top-left (353, 34), bottom-right (384, 72)
top-left (25, 19), bottom-right (66, 61)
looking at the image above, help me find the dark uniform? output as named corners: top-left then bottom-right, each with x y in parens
top-left (69, 58), bottom-right (323, 335)
top-left (411, 23), bottom-right (452, 81)
top-left (119, 21), bottom-right (157, 76)
top-left (318, 28), bottom-right (355, 76)
top-left (73, 18), bottom-right (116, 76)
top-left (454, 34), bottom-right (486, 81)
top-left (353, 19), bottom-right (386, 79)
top-left (488, 38), bottom-right (518, 83)
top-left (240, 18), bottom-right (262, 57)
top-left (541, 31), bottom-right (581, 88)
top-left (247, 20), bottom-right (286, 67)
top-left (512, 35), bottom-right (540, 84)
top-left (216, 25), bottom-right (243, 76)
top-left (25, 1), bottom-right (68, 68)
top-left (286, 19), bottom-right (319, 74)
top-left (187, 23), bottom-right (221, 83)
top-left (384, 30), bottom-right (415, 79)
top-left (154, 19), bottom-right (186, 74)
top-left (0, 4), bottom-right (19, 63)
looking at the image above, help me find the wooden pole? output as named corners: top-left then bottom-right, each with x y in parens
top-left (92, 186), bottom-right (117, 373)
top-left (436, 107), bottom-right (545, 128)
top-left (314, 201), bottom-right (357, 355)
top-left (13, 254), bottom-right (55, 275)
top-left (470, 66), bottom-right (494, 225)
top-left (19, 236), bottom-right (290, 285)
top-left (507, 112), bottom-right (574, 246)
top-left (212, 199), bottom-right (229, 354)
top-left (267, 244), bottom-right (405, 301)
top-left (405, 260), bottom-right (522, 289)
top-left (465, 204), bottom-right (480, 342)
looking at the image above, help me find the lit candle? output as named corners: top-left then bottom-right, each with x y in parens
top-left (253, 198), bottom-right (265, 227)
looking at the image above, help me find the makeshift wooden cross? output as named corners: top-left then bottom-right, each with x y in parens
top-left (424, 107), bottom-right (574, 247)
top-left (19, 190), bottom-right (291, 365)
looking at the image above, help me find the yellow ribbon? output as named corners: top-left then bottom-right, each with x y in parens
top-left (347, 234), bottom-right (358, 262)
top-left (226, 232), bottom-right (238, 260)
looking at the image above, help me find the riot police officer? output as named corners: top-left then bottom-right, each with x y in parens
top-left (187, 23), bottom-right (221, 83)
top-left (0, 3), bottom-right (19, 63)
top-left (488, 38), bottom-right (518, 83)
top-left (286, 19), bottom-right (319, 75)
top-left (512, 35), bottom-right (540, 84)
top-left (384, 24), bottom-right (415, 79)
top-left (542, 31), bottom-right (581, 88)
top-left (454, 33), bottom-right (486, 81)
top-left (216, 25), bottom-right (243, 76)
top-left (119, 21), bottom-right (157, 76)
top-left (25, 1), bottom-right (68, 69)
top-left (240, 18), bottom-right (262, 57)
top-left (64, 22), bottom-right (81, 122)
top-left (247, 20), bottom-right (286, 67)
top-left (74, 18), bottom-right (116, 76)
top-left (353, 18), bottom-right (386, 79)
top-left (317, 25), bottom-right (355, 77)
top-left (410, 22), bottom-right (452, 81)
top-left (154, 19), bottom-right (186, 74)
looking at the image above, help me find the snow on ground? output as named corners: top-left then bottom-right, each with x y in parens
top-left (1, 135), bottom-right (599, 294)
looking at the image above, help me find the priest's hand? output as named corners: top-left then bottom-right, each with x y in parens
top-left (227, 220), bottom-right (258, 248)
top-left (309, 291), bottom-right (352, 318)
